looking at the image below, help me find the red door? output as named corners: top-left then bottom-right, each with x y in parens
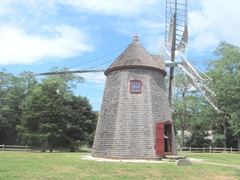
top-left (155, 122), bottom-right (164, 156)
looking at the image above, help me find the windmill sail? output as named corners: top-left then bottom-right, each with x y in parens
top-left (165, 0), bottom-right (188, 52)
top-left (178, 57), bottom-right (221, 112)
top-left (181, 57), bottom-right (209, 81)
top-left (176, 23), bottom-right (188, 52)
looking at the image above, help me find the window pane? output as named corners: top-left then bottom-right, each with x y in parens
top-left (130, 81), bottom-right (141, 92)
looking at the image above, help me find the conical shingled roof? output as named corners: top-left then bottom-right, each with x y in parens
top-left (105, 35), bottom-right (167, 76)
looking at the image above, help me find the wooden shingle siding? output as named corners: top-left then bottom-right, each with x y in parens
top-left (92, 37), bottom-right (176, 159)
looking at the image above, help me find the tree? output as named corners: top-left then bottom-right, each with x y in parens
top-left (207, 41), bottom-right (240, 150)
top-left (17, 67), bottom-right (98, 152)
top-left (172, 72), bottom-right (203, 147)
top-left (0, 69), bottom-right (35, 144)
top-left (17, 67), bottom-right (83, 152)
top-left (62, 95), bottom-right (98, 151)
top-left (186, 117), bottom-right (212, 148)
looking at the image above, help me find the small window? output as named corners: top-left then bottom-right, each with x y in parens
top-left (130, 80), bottom-right (142, 93)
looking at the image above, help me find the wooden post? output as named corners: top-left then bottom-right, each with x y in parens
top-left (203, 147), bottom-right (205, 153)
top-left (209, 146), bottom-right (211, 153)
top-left (168, 11), bottom-right (177, 106)
top-left (231, 147), bottom-right (232, 154)
top-left (25, 145), bottom-right (28, 151)
top-left (3, 144), bottom-right (4, 151)
top-left (190, 147), bottom-right (191, 153)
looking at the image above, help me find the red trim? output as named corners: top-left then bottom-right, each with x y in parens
top-left (130, 80), bottom-right (142, 93)
top-left (155, 123), bottom-right (164, 156)
top-left (105, 65), bottom-right (167, 77)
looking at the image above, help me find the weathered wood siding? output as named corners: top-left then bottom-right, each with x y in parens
top-left (92, 68), bottom-right (176, 159)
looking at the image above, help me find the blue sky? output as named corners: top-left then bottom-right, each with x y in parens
top-left (1, 0), bottom-right (240, 110)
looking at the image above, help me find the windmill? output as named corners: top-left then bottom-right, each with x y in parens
top-left (31, 0), bottom-right (220, 159)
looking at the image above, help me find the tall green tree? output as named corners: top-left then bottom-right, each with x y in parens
top-left (17, 67), bottom-right (84, 152)
top-left (0, 69), bottom-right (35, 144)
top-left (186, 113), bottom-right (213, 148)
top-left (207, 41), bottom-right (240, 150)
top-left (62, 95), bottom-right (98, 151)
top-left (172, 73), bottom-right (202, 147)
top-left (172, 75), bottom-right (190, 147)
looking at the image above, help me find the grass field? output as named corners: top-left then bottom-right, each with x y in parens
top-left (0, 151), bottom-right (239, 180)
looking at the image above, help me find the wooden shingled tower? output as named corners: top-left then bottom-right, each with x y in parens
top-left (92, 35), bottom-right (176, 159)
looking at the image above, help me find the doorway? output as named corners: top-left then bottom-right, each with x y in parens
top-left (155, 121), bottom-right (172, 156)
top-left (164, 124), bottom-right (172, 154)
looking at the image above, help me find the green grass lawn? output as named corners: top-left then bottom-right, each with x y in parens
top-left (0, 151), bottom-right (239, 180)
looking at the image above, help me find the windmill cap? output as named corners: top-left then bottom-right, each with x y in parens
top-left (105, 36), bottom-right (166, 76)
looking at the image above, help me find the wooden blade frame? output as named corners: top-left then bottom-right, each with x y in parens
top-left (165, 0), bottom-right (188, 106)
top-left (31, 69), bottom-right (105, 76)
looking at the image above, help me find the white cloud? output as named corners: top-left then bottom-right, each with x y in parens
top-left (0, 0), bottom-right (56, 17)
top-left (59, 0), bottom-right (158, 16)
top-left (80, 72), bottom-right (106, 88)
top-left (188, 0), bottom-right (240, 53)
top-left (189, 32), bottom-right (219, 54)
top-left (0, 0), bottom-right (160, 18)
top-left (0, 25), bottom-right (93, 65)
top-left (1, 0), bottom-right (239, 66)
top-left (0, 0), bottom-right (163, 66)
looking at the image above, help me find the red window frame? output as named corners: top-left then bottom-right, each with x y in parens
top-left (130, 80), bottom-right (142, 93)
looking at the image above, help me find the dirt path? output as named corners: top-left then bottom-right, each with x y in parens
top-left (190, 160), bottom-right (240, 169)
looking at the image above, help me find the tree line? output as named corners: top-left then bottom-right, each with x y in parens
top-left (0, 67), bottom-right (98, 152)
top-left (172, 41), bottom-right (240, 151)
